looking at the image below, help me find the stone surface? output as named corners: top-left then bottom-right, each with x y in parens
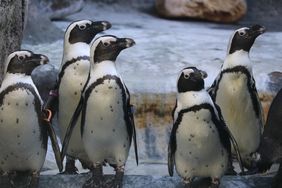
top-left (38, 0), bottom-right (84, 20)
top-left (0, 0), bottom-right (27, 81)
top-left (155, 0), bottom-right (247, 23)
top-left (267, 71), bottom-right (282, 94)
top-left (36, 174), bottom-right (272, 188)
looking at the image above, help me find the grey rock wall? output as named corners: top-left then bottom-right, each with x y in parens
top-left (0, 0), bottom-right (27, 81)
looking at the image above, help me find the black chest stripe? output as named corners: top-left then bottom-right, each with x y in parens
top-left (0, 83), bottom-right (48, 149)
top-left (170, 103), bottom-right (231, 157)
top-left (81, 75), bottom-right (133, 143)
top-left (213, 66), bottom-right (261, 117)
top-left (57, 56), bottom-right (90, 85)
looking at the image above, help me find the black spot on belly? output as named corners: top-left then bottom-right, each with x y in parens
top-left (16, 103), bottom-right (19, 106)
top-left (33, 130), bottom-right (36, 134)
top-left (10, 152), bottom-right (14, 156)
top-left (115, 87), bottom-right (117, 90)
top-left (123, 144), bottom-right (126, 148)
top-left (212, 130), bottom-right (215, 133)
top-left (119, 159), bottom-right (122, 162)
top-left (126, 137), bottom-right (129, 141)
top-left (189, 152), bottom-right (192, 155)
top-left (221, 164), bottom-right (224, 168)
top-left (16, 118), bottom-right (19, 124)
top-left (203, 119), bottom-right (206, 122)
top-left (74, 67), bottom-right (76, 70)
top-left (80, 83), bottom-right (83, 86)
top-left (205, 165), bottom-right (209, 167)
top-left (100, 117), bottom-right (103, 121)
top-left (17, 134), bottom-right (20, 138)
top-left (207, 121), bottom-right (210, 124)
top-left (1, 107), bottom-right (3, 110)
top-left (188, 139), bottom-right (191, 141)
top-left (196, 117), bottom-right (199, 120)
top-left (108, 86), bottom-right (113, 89)
top-left (0, 119), bottom-right (3, 123)
top-left (17, 142), bottom-right (21, 145)
top-left (190, 134), bottom-right (194, 138)
top-left (1, 161), bottom-right (4, 165)
top-left (37, 152), bottom-right (40, 156)
top-left (74, 92), bottom-right (78, 95)
top-left (25, 103), bottom-right (28, 106)
top-left (7, 102), bottom-right (10, 105)
top-left (111, 109), bottom-right (114, 112)
top-left (117, 101), bottom-right (120, 104)
top-left (112, 129), bottom-right (116, 132)
top-left (209, 126), bottom-right (212, 129)
top-left (95, 90), bottom-right (98, 93)
top-left (184, 170), bottom-right (187, 173)
top-left (91, 130), bottom-right (94, 134)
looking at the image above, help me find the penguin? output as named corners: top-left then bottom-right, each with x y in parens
top-left (168, 67), bottom-right (233, 188)
top-left (257, 88), bottom-right (282, 188)
top-left (61, 35), bottom-right (138, 188)
top-left (208, 25), bottom-right (266, 173)
top-left (55, 19), bottom-right (111, 174)
top-left (0, 50), bottom-right (49, 187)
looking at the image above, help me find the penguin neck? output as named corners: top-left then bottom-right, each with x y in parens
top-left (177, 89), bottom-right (213, 110)
top-left (0, 73), bottom-right (35, 91)
top-left (222, 50), bottom-right (252, 71)
top-left (62, 42), bottom-right (90, 63)
top-left (90, 60), bottom-right (118, 79)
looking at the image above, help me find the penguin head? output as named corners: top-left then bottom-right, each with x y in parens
top-left (90, 35), bottom-right (136, 63)
top-left (177, 67), bottom-right (207, 93)
top-left (227, 25), bottom-right (266, 54)
top-left (65, 20), bottom-right (111, 45)
top-left (5, 50), bottom-right (49, 76)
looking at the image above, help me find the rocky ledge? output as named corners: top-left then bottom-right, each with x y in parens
top-left (36, 174), bottom-right (273, 188)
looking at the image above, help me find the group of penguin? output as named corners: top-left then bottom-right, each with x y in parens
top-left (0, 18), bottom-right (280, 188)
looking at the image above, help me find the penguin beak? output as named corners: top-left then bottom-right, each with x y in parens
top-left (92, 21), bottom-right (112, 32)
top-left (27, 54), bottom-right (49, 65)
top-left (39, 55), bottom-right (49, 65)
top-left (194, 70), bottom-right (207, 79)
top-left (200, 70), bottom-right (208, 79)
top-left (116, 38), bottom-right (136, 50)
top-left (249, 24), bottom-right (266, 38)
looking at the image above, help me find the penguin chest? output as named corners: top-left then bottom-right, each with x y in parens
top-left (58, 60), bottom-right (90, 158)
top-left (0, 89), bottom-right (46, 172)
top-left (82, 78), bottom-right (129, 164)
top-left (175, 109), bottom-right (228, 178)
top-left (216, 73), bottom-right (261, 154)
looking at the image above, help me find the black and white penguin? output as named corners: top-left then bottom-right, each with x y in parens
top-left (208, 25), bottom-right (266, 172)
top-left (168, 67), bottom-right (232, 188)
top-left (257, 88), bottom-right (282, 188)
top-left (56, 20), bottom-right (111, 174)
top-left (61, 35), bottom-right (138, 188)
top-left (0, 50), bottom-right (49, 187)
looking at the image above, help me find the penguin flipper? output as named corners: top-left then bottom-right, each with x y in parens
top-left (168, 137), bottom-right (175, 177)
top-left (207, 73), bottom-right (220, 101)
top-left (129, 105), bottom-right (139, 165)
top-left (168, 115), bottom-right (179, 176)
top-left (213, 103), bottom-right (245, 174)
top-left (61, 96), bottom-right (84, 161)
top-left (43, 112), bottom-right (63, 172)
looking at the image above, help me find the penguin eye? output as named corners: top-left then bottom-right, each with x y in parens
top-left (184, 74), bottom-right (190, 79)
top-left (103, 42), bottom-right (110, 47)
top-left (18, 55), bottom-right (25, 61)
top-left (238, 31), bottom-right (246, 36)
top-left (79, 25), bottom-right (86, 30)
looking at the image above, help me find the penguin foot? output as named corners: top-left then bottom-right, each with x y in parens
top-left (83, 164), bottom-right (104, 188)
top-left (183, 178), bottom-right (192, 188)
top-left (29, 173), bottom-right (39, 188)
top-left (209, 178), bottom-right (220, 188)
top-left (60, 157), bottom-right (78, 175)
top-left (112, 166), bottom-right (125, 188)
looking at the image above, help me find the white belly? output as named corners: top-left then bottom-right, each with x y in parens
top-left (58, 60), bottom-right (90, 161)
top-left (82, 79), bottom-right (130, 166)
top-left (175, 109), bottom-right (228, 179)
top-left (216, 73), bottom-right (262, 157)
top-left (0, 89), bottom-right (46, 172)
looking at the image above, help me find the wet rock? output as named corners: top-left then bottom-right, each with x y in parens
top-left (39, 0), bottom-right (84, 20)
top-left (32, 64), bottom-right (58, 102)
top-left (155, 0), bottom-right (247, 23)
top-left (267, 71), bottom-right (282, 94)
